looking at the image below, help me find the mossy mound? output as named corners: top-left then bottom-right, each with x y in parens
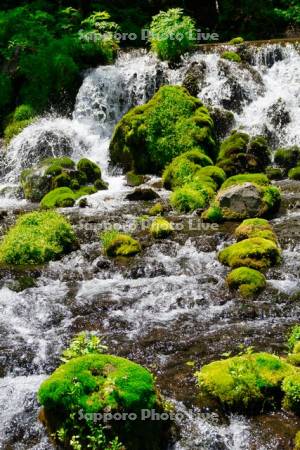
top-left (109, 85), bottom-right (217, 174)
top-left (0, 211), bottom-right (77, 266)
top-left (148, 202), bottom-right (165, 216)
top-left (101, 230), bottom-right (141, 257)
top-left (196, 166), bottom-right (226, 188)
top-left (274, 146), bottom-right (300, 172)
top-left (228, 37), bottom-right (244, 44)
top-left (40, 187), bottom-right (76, 208)
top-left (217, 132), bottom-right (271, 177)
top-left (282, 373), bottom-right (300, 414)
top-left (38, 353), bottom-right (168, 450)
top-left (221, 173), bottom-right (270, 190)
top-left (195, 352), bottom-right (295, 413)
top-left (289, 167), bottom-right (300, 181)
top-left (170, 184), bottom-right (207, 213)
top-left (126, 171), bottom-right (146, 187)
top-left (226, 267), bottom-right (266, 298)
top-left (201, 204), bottom-right (223, 223)
top-left (150, 218), bottom-right (173, 239)
top-left (287, 325), bottom-right (300, 368)
top-left (162, 150), bottom-right (213, 190)
top-left (221, 51), bottom-right (242, 63)
top-left (235, 218), bottom-right (277, 243)
top-left (4, 104), bottom-right (36, 144)
top-left (266, 166), bottom-right (283, 180)
top-left (21, 156), bottom-right (107, 205)
top-left (218, 237), bottom-right (281, 270)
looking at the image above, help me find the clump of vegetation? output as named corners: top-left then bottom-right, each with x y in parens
top-left (265, 166), bottom-right (283, 180)
top-left (149, 8), bottom-right (196, 61)
top-left (295, 431), bottom-right (300, 450)
top-left (221, 51), bottom-right (242, 63)
top-left (40, 187), bottom-right (77, 208)
top-left (100, 230), bottom-right (141, 257)
top-left (38, 335), bottom-right (168, 450)
top-left (195, 352), bottom-right (296, 413)
top-left (235, 218), bottom-right (277, 243)
top-left (201, 204), bottom-right (223, 223)
top-left (126, 171), bottom-right (145, 187)
top-left (196, 166), bottom-right (226, 188)
top-left (274, 146), bottom-right (300, 172)
top-left (150, 218), bottom-right (173, 239)
top-left (217, 132), bottom-right (271, 177)
top-left (0, 211), bottom-right (77, 266)
top-left (228, 37), bottom-right (244, 44)
top-left (148, 202), bottom-right (164, 216)
top-left (282, 373), bottom-right (300, 414)
top-left (288, 167), bottom-right (300, 181)
top-left (109, 86), bottom-right (216, 174)
top-left (218, 237), bottom-right (281, 270)
top-left (287, 325), bottom-right (300, 367)
top-left (226, 267), bottom-right (266, 297)
top-left (170, 184), bottom-right (207, 213)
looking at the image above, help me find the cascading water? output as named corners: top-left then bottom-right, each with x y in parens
top-left (0, 43), bottom-right (300, 449)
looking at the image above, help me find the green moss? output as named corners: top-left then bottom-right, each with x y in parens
top-left (162, 150), bottom-right (213, 190)
top-left (126, 171), bottom-right (145, 187)
top-left (221, 173), bottom-right (270, 190)
top-left (274, 147), bottom-right (300, 171)
top-left (150, 218), bottom-right (173, 239)
top-left (282, 373), bottom-right (300, 414)
top-left (148, 202), bottom-right (164, 216)
top-left (44, 157), bottom-right (75, 175)
top-left (218, 131), bottom-right (250, 161)
top-left (40, 187), bottom-right (76, 209)
top-left (77, 158), bottom-right (102, 183)
top-left (228, 37), bottom-right (244, 44)
top-left (109, 86), bottom-right (216, 174)
top-left (262, 186), bottom-right (281, 212)
top-left (221, 51), bottom-right (242, 63)
top-left (4, 118), bottom-right (34, 144)
top-left (196, 166), bottom-right (226, 188)
top-left (266, 166), bottom-right (283, 180)
top-left (227, 267), bottom-right (266, 297)
top-left (201, 204), bottom-right (223, 223)
top-left (170, 184), bottom-right (207, 213)
top-left (13, 104), bottom-right (36, 121)
top-left (0, 211), bottom-right (76, 266)
top-left (295, 431), bottom-right (300, 450)
top-left (101, 231), bottom-right (141, 257)
top-left (53, 173), bottom-right (72, 188)
top-left (289, 167), bottom-right (300, 180)
top-left (235, 218), bottom-right (277, 243)
top-left (195, 352), bottom-right (294, 413)
top-left (288, 326), bottom-right (300, 352)
top-left (94, 178), bottom-right (108, 190)
top-left (218, 237), bottom-right (281, 270)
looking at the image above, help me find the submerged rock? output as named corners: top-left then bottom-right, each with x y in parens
top-left (126, 188), bottom-right (159, 201)
top-left (182, 60), bottom-right (207, 97)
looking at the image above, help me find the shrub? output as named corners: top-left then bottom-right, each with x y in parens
top-left (195, 352), bottom-right (294, 413)
top-left (274, 147), bottom-right (300, 171)
top-left (109, 86), bottom-right (216, 174)
top-left (218, 237), bottom-right (281, 270)
top-left (150, 218), bottom-right (173, 239)
top-left (40, 187), bottom-right (76, 209)
top-left (221, 51), bottom-right (242, 63)
top-left (170, 184), bottom-right (207, 213)
top-left (235, 218), bottom-right (277, 243)
top-left (0, 211), bottom-right (77, 265)
top-left (288, 167), bottom-right (300, 180)
top-left (226, 267), bottom-right (266, 297)
top-left (228, 37), bottom-right (245, 44)
top-left (149, 8), bottom-right (196, 61)
top-left (100, 231), bottom-right (141, 257)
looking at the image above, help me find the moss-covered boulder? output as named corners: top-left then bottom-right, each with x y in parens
top-left (40, 187), bottom-right (77, 208)
top-left (217, 132), bottom-right (271, 176)
top-left (226, 267), bottom-right (266, 297)
top-left (162, 150), bottom-right (213, 190)
top-left (195, 352), bottom-right (295, 413)
top-left (274, 146), bottom-right (300, 172)
top-left (201, 204), bottom-right (224, 223)
top-left (38, 353), bottom-right (169, 450)
top-left (170, 184), bottom-right (207, 213)
top-left (101, 230), bottom-right (141, 257)
top-left (148, 202), bottom-right (165, 216)
top-left (228, 37), bottom-right (244, 44)
top-left (77, 158), bottom-right (102, 183)
top-left (266, 166), bottom-right (283, 180)
top-left (126, 171), bottom-right (146, 187)
top-left (0, 211), bottom-right (77, 266)
top-left (150, 218), bottom-right (173, 239)
top-left (287, 326), bottom-right (300, 368)
top-left (221, 51), bottom-right (242, 63)
top-left (289, 167), bottom-right (300, 181)
top-left (196, 166), bottom-right (226, 188)
top-left (282, 373), bottom-right (300, 414)
top-left (109, 85), bottom-right (217, 174)
top-left (218, 237), bottom-right (281, 270)
top-left (235, 218), bottom-right (277, 243)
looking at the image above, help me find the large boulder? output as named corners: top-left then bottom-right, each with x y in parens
top-left (109, 85), bottom-right (217, 174)
top-left (217, 182), bottom-right (264, 218)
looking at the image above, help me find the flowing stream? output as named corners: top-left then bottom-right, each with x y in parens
top-left (0, 43), bottom-right (300, 449)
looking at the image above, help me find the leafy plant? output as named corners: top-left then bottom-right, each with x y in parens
top-left (61, 332), bottom-right (108, 362)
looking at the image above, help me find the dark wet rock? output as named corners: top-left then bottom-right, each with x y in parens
top-left (125, 261), bottom-right (167, 279)
top-left (182, 61), bottom-right (207, 97)
top-left (95, 256), bottom-right (112, 270)
top-left (126, 188), bottom-right (160, 201)
top-left (217, 183), bottom-right (264, 218)
top-left (210, 107), bottom-right (235, 139)
top-left (268, 98), bottom-right (291, 128)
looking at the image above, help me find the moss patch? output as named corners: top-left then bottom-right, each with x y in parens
top-left (235, 218), bottom-right (277, 243)
top-left (289, 167), bottom-right (300, 181)
top-left (101, 231), bottom-right (141, 257)
top-left (150, 218), bottom-right (173, 239)
top-left (221, 51), bottom-right (242, 63)
top-left (170, 184), bottom-right (207, 213)
top-left (226, 267), bottom-right (266, 297)
top-left (0, 211), bottom-right (76, 266)
top-left (221, 173), bottom-right (270, 190)
top-left (148, 202), bottom-right (164, 216)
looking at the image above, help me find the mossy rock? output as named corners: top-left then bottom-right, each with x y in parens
top-left (109, 85), bottom-right (217, 174)
top-left (40, 187), bottom-right (76, 209)
top-left (266, 166), bottom-right (283, 180)
top-left (289, 167), bottom-right (300, 181)
top-left (226, 267), bottom-right (267, 297)
top-left (221, 173), bottom-right (270, 190)
top-left (170, 184), bottom-right (207, 213)
top-left (94, 178), bottom-right (109, 190)
top-left (77, 158), bottom-right (102, 183)
top-left (201, 204), bottom-right (223, 223)
top-left (221, 51), bottom-right (242, 63)
top-left (195, 352), bottom-right (295, 413)
top-left (228, 37), bottom-right (244, 45)
top-left (126, 171), bottom-right (146, 187)
top-left (38, 353), bottom-right (168, 450)
top-left (101, 231), bottom-right (141, 257)
top-left (274, 146), bottom-right (300, 171)
top-left (235, 218), bottom-right (277, 243)
top-left (0, 211), bottom-right (77, 266)
top-left (162, 150), bottom-right (213, 190)
top-left (287, 326), bottom-right (300, 367)
top-left (282, 372), bottom-right (300, 415)
top-left (295, 431), bottom-right (300, 450)
top-left (150, 218), bottom-right (173, 239)
top-left (218, 237), bottom-right (281, 270)
top-left (196, 166), bottom-right (226, 188)
top-left (148, 202), bottom-right (165, 216)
